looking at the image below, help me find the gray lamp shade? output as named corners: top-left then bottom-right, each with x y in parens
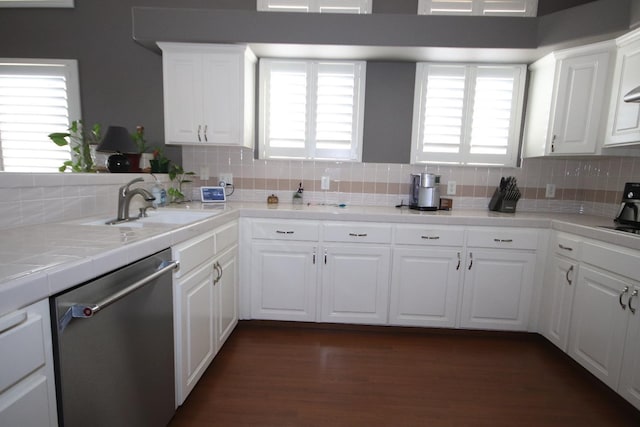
top-left (96, 126), bottom-right (137, 153)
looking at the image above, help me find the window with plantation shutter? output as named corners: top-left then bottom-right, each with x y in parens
top-left (257, 0), bottom-right (371, 14)
top-left (411, 63), bottom-right (526, 166)
top-left (259, 59), bottom-right (366, 161)
top-left (0, 59), bottom-right (81, 172)
top-left (417, 0), bottom-right (537, 16)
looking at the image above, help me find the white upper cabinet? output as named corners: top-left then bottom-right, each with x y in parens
top-left (418, 0), bottom-right (537, 17)
top-left (522, 40), bottom-right (614, 158)
top-left (605, 28), bottom-right (640, 147)
top-left (159, 43), bottom-right (256, 148)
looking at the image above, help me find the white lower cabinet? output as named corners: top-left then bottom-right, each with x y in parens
top-left (568, 266), bottom-right (630, 390)
top-left (544, 256), bottom-right (578, 351)
top-left (173, 221), bottom-right (239, 406)
top-left (620, 287), bottom-right (640, 409)
top-left (0, 299), bottom-right (57, 427)
top-left (250, 242), bottom-right (318, 322)
top-left (321, 245), bottom-right (390, 325)
top-left (460, 249), bottom-right (536, 331)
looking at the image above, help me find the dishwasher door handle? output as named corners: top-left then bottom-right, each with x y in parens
top-left (58, 259), bottom-right (179, 331)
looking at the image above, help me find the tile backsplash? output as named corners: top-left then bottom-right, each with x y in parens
top-left (1, 147), bottom-right (639, 230)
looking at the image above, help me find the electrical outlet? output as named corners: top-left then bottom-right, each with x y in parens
top-left (447, 181), bottom-right (457, 195)
top-left (545, 183), bottom-right (556, 198)
top-left (219, 173), bottom-right (233, 186)
top-left (321, 176), bottom-right (330, 190)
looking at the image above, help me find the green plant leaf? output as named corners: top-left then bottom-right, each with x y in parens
top-left (49, 133), bottom-right (70, 146)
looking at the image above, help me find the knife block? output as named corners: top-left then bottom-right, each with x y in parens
top-left (488, 187), bottom-right (519, 213)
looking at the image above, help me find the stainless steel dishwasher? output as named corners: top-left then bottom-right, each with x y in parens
top-left (50, 248), bottom-right (178, 427)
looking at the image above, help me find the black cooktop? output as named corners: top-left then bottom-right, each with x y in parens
top-left (599, 225), bottom-right (640, 235)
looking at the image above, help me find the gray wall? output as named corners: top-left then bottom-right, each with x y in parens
top-left (0, 0), bottom-right (630, 166)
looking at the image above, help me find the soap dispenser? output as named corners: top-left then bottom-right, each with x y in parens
top-left (150, 174), bottom-right (167, 207)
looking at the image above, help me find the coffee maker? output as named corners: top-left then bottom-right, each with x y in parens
top-left (615, 182), bottom-right (640, 229)
top-left (409, 173), bottom-right (440, 211)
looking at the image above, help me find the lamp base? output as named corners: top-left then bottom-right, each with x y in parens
top-left (106, 153), bottom-right (130, 173)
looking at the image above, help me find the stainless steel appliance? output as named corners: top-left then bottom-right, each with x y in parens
top-left (51, 249), bottom-right (178, 427)
top-left (614, 182), bottom-right (640, 233)
top-left (410, 173), bottom-right (440, 211)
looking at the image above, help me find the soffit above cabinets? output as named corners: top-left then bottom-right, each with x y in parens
top-left (132, 1), bottom-right (630, 63)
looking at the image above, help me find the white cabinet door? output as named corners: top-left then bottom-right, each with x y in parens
top-left (605, 29), bottom-right (640, 146)
top-left (550, 51), bottom-right (611, 154)
top-left (162, 51), bottom-right (204, 144)
top-left (175, 262), bottom-right (215, 405)
top-left (160, 43), bottom-right (256, 148)
top-left (619, 286), bottom-right (640, 410)
top-left (460, 249), bottom-right (535, 331)
top-left (568, 266), bottom-right (629, 390)
top-left (202, 53), bottom-right (241, 145)
top-left (389, 247), bottom-right (462, 328)
top-left (321, 245), bottom-right (391, 325)
top-left (543, 255), bottom-right (578, 351)
top-left (214, 246), bottom-right (238, 351)
top-left (251, 242), bottom-right (318, 321)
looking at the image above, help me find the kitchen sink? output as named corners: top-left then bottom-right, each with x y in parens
top-left (80, 209), bottom-right (221, 227)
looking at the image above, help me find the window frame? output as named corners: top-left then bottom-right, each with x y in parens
top-left (0, 58), bottom-right (81, 172)
top-left (417, 0), bottom-right (537, 17)
top-left (259, 58), bottom-right (366, 162)
top-left (410, 62), bottom-right (526, 167)
top-left (257, 0), bottom-right (372, 14)
top-left (0, 0), bottom-right (74, 7)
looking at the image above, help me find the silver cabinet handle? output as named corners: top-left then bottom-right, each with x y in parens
top-left (558, 244), bottom-right (573, 251)
top-left (324, 249), bottom-right (327, 265)
top-left (348, 233), bottom-right (368, 237)
top-left (276, 230), bottom-right (294, 234)
top-left (468, 252), bottom-right (473, 270)
top-left (0, 310), bottom-right (28, 335)
top-left (58, 260), bottom-right (179, 331)
top-left (456, 252), bottom-right (461, 271)
top-left (493, 239), bottom-right (513, 243)
top-left (312, 248), bottom-right (316, 265)
top-left (630, 290), bottom-right (638, 315)
top-left (204, 125), bottom-right (208, 142)
top-left (213, 261), bottom-right (223, 285)
top-left (620, 286), bottom-right (630, 310)
top-left (551, 134), bottom-right (557, 153)
top-left (197, 125), bottom-right (202, 142)
top-left (421, 236), bottom-right (440, 240)
top-left (565, 265), bottom-right (574, 285)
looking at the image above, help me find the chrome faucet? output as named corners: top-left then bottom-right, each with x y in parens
top-left (115, 177), bottom-right (156, 222)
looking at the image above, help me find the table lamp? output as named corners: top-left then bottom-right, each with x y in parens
top-left (96, 126), bottom-right (137, 173)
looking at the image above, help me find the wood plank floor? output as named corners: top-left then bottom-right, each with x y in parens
top-left (169, 321), bottom-right (640, 427)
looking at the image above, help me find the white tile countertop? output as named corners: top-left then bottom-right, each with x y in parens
top-left (1, 202), bottom-right (637, 317)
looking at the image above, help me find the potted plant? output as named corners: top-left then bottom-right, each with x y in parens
top-left (168, 164), bottom-right (195, 203)
top-left (128, 125), bottom-right (149, 172)
top-left (49, 120), bottom-right (101, 173)
top-left (150, 146), bottom-right (170, 173)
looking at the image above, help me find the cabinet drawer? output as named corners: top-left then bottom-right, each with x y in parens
top-left (582, 241), bottom-right (640, 281)
top-left (252, 220), bottom-right (320, 241)
top-left (0, 310), bottom-right (46, 393)
top-left (553, 232), bottom-right (582, 260)
top-left (395, 225), bottom-right (464, 246)
top-left (173, 231), bottom-right (215, 278)
top-left (466, 228), bottom-right (539, 250)
top-left (215, 220), bottom-right (238, 253)
top-left (323, 223), bottom-right (392, 244)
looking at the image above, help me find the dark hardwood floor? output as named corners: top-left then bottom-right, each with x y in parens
top-left (169, 321), bottom-right (640, 427)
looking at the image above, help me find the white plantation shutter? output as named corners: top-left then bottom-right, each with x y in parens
top-left (257, 0), bottom-right (371, 13)
top-left (0, 60), bottom-right (81, 172)
top-left (418, 0), bottom-right (537, 16)
top-left (260, 59), bottom-right (365, 161)
top-left (0, 0), bottom-right (74, 7)
top-left (411, 63), bottom-right (525, 166)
